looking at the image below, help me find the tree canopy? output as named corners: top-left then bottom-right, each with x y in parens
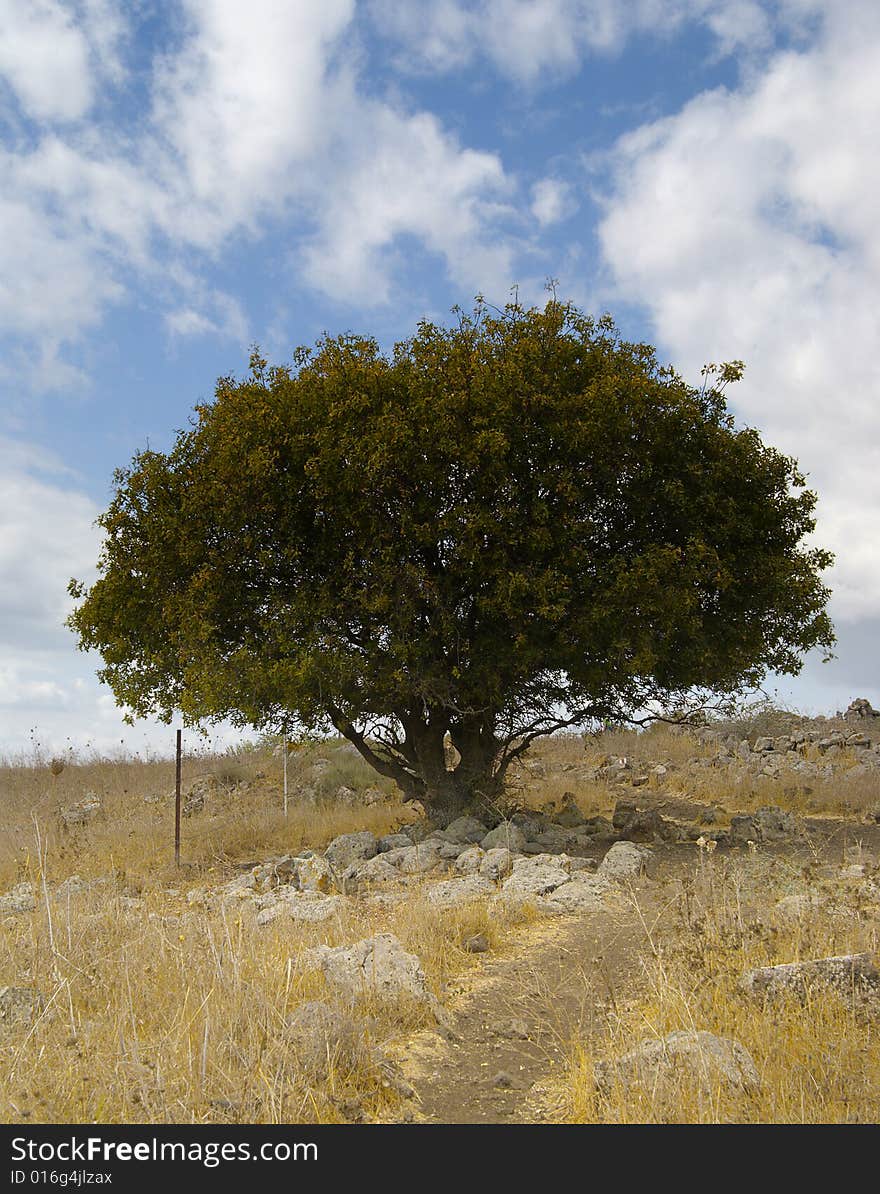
top-left (68, 297), bottom-right (834, 820)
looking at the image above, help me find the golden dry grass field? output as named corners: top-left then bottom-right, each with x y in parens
top-left (1, 720), bottom-right (878, 1125)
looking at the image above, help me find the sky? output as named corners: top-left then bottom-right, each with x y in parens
top-left (1, 0), bottom-right (879, 758)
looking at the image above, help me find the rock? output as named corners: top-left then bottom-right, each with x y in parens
top-left (479, 847), bottom-right (513, 880)
top-left (0, 986), bottom-right (44, 1027)
top-left (378, 833), bottom-right (412, 853)
top-left (501, 855), bottom-right (571, 903)
top-left (257, 892), bottom-right (346, 924)
top-left (595, 1030), bottom-right (760, 1098)
top-left (535, 826), bottom-right (579, 853)
top-left (324, 831), bottom-right (378, 871)
top-left (481, 823), bottom-right (527, 853)
top-left (740, 953), bottom-right (879, 999)
top-left (843, 698), bottom-right (880, 722)
top-left (773, 894), bottom-right (822, 924)
top-left (631, 774), bottom-right (649, 787)
top-left (341, 855), bottom-right (401, 893)
top-left (395, 842), bottom-right (447, 874)
top-left (55, 875), bottom-right (92, 899)
top-left (425, 876), bottom-right (496, 909)
top-left (462, 933), bottom-right (489, 954)
top-left (542, 873), bottom-right (610, 913)
top-left (60, 793), bottom-right (102, 828)
top-left (0, 883), bottom-right (36, 915)
top-left (581, 816), bottom-right (614, 836)
top-left (753, 736), bottom-right (774, 753)
top-left (437, 841), bottom-right (467, 860)
top-left (753, 806), bottom-right (800, 841)
top-left (556, 795), bottom-right (586, 828)
top-left (612, 800), bottom-right (637, 830)
top-left (444, 815), bottom-right (490, 844)
top-left (285, 1001), bottom-right (367, 1078)
top-left (598, 841), bottom-right (651, 882)
top-left (454, 846), bottom-right (486, 875)
top-left (297, 854), bottom-right (335, 893)
top-left (310, 933), bottom-right (434, 1007)
top-left (729, 814), bottom-right (758, 845)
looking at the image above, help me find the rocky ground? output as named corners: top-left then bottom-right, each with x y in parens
top-left (2, 699), bottom-right (879, 1123)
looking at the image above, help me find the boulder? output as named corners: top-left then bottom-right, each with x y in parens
top-left (324, 831), bottom-right (378, 871)
top-left (285, 1001), bottom-right (367, 1078)
top-left (444, 815), bottom-right (490, 844)
top-left (501, 855), bottom-right (571, 903)
top-left (0, 986), bottom-right (44, 1027)
top-left (395, 841), bottom-right (447, 874)
top-left (425, 876), bottom-right (496, 909)
top-left (481, 823), bottom-right (528, 853)
top-left (595, 1030), bottom-right (760, 1098)
top-left (341, 855), bottom-right (401, 893)
top-left (0, 883), bottom-right (36, 915)
top-left (297, 854), bottom-right (335, 893)
top-left (309, 933), bottom-right (433, 1006)
top-left (541, 873), bottom-right (610, 913)
top-left (454, 845), bottom-right (486, 876)
top-left (740, 953), bottom-right (879, 1000)
top-left (257, 891), bottom-right (347, 925)
top-left (598, 841), bottom-right (651, 882)
top-left (378, 833), bottom-right (412, 853)
top-left (479, 847), bottom-right (513, 880)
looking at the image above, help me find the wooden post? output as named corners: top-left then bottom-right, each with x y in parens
top-left (283, 737), bottom-right (288, 818)
top-left (175, 728), bottom-right (182, 867)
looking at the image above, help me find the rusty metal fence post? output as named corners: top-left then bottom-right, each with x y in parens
top-left (175, 728), bottom-right (182, 866)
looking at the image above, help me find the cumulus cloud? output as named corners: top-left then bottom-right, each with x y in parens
top-left (0, 0), bottom-right (521, 378)
top-left (368, 0), bottom-right (798, 82)
top-left (596, 1), bottom-right (880, 624)
top-left (531, 178), bottom-right (577, 227)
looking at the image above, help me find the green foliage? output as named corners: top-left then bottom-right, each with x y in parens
top-left (67, 296), bottom-right (834, 814)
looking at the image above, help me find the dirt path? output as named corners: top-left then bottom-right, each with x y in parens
top-left (394, 888), bottom-right (664, 1123)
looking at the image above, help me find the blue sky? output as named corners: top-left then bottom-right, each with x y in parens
top-left (2, 0), bottom-right (879, 756)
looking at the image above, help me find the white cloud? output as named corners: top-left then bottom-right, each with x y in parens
top-left (0, 0), bottom-right (93, 121)
top-left (597, 0), bottom-right (880, 622)
top-left (0, 0), bottom-right (519, 374)
top-left (369, 0), bottom-right (795, 82)
top-left (531, 177), bottom-right (576, 226)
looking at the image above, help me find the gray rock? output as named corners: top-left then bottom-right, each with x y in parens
top-left (542, 873), bottom-right (610, 913)
top-left (740, 953), bottom-right (879, 999)
top-left (598, 841), bottom-right (651, 882)
top-left (395, 841), bottom-right (447, 874)
top-left (454, 846), bottom-right (485, 875)
top-left (0, 883), bottom-right (36, 915)
top-left (0, 986), bottom-right (44, 1027)
top-left (481, 823), bottom-right (527, 853)
top-left (425, 876), bottom-right (496, 909)
top-left (310, 933), bottom-right (434, 1006)
top-left (378, 833), bottom-right (412, 853)
top-left (595, 1030), bottom-right (760, 1097)
top-left (444, 815), bottom-right (490, 844)
top-left (341, 855), bottom-right (401, 893)
top-left (479, 847), bottom-right (513, 880)
top-left (753, 806), bottom-right (801, 841)
top-left (296, 854), bottom-right (336, 892)
top-left (324, 831), bottom-right (378, 870)
top-left (462, 933), bottom-right (489, 954)
top-left (730, 814), bottom-right (758, 845)
top-left (437, 841), bottom-right (467, 859)
top-left (501, 855), bottom-right (571, 903)
top-left (257, 891), bottom-right (347, 924)
top-left (285, 1001), bottom-right (367, 1078)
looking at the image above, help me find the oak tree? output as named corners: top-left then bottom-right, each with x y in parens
top-left (68, 298), bottom-right (834, 820)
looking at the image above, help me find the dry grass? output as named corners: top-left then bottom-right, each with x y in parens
top-left (561, 852), bottom-right (880, 1123)
top-left (0, 739), bottom-right (529, 1124)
